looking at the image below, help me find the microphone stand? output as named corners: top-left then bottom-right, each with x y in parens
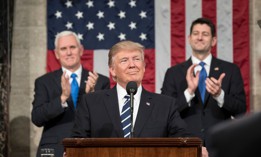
top-left (129, 92), bottom-right (134, 138)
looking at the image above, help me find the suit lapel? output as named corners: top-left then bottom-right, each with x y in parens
top-left (53, 69), bottom-right (63, 89)
top-left (103, 87), bottom-right (123, 137)
top-left (79, 69), bottom-right (88, 95)
top-left (134, 89), bottom-right (154, 137)
top-left (181, 59), bottom-right (192, 91)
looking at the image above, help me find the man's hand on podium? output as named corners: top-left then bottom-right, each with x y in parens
top-left (202, 146), bottom-right (209, 157)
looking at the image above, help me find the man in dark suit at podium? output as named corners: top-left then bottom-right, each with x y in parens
top-left (31, 31), bottom-right (110, 157)
top-left (71, 40), bottom-right (189, 138)
top-left (71, 40), bottom-right (208, 157)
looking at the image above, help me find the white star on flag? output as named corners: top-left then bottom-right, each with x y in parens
top-left (75, 11), bottom-right (83, 19)
top-left (86, 22), bottom-right (94, 30)
top-left (55, 11), bottom-right (62, 19)
top-left (139, 33), bottom-right (147, 41)
top-left (129, 22), bottom-right (137, 30)
top-left (86, 0), bottom-right (94, 8)
top-left (129, 0), bottom-right (136, 8)
top-left (65, 22), bottom-right (73, 29)
top-left (107, 0), bottom-right (115, 8)
top-left (97, 11), bottom-right (104, 19)
top-left (118, 11), bottom-right (126, 19)
top-left (65, 1), bottom-right (73, 8)
top-left (139, 11), bottom-right (147, 19)
top-left (118, 33), bottom-right (126, 40)
top-left (97, 33), bottom-right (105, 41)
top-left (107, 22), bottom-right (115, 30)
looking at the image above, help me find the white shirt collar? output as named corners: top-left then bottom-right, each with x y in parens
top-left (116, 83), bottom-right (142, 100)
top-left (62, 66), bottom-right (82, 85)
top-left (191, 54), bottom-right (212, 66)
top-left (191, 54), bottom-right (212, 75)
top-left (62, 65), bottom-right (82, 78)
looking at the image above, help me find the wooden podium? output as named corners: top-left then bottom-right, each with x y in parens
top-left (63, 137), bottom-right (202, 157)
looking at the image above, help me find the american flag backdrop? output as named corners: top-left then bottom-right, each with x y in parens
top-left (47, 0), bottom-right (250, 110)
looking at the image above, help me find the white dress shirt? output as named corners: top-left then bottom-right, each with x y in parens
top-left (184, 54), bottom-right (224, 107)
top-left (61, 66), bottom-right (83, 108)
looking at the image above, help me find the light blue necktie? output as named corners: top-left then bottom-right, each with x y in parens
top-left (120, 95), bottom-right (131, 138)
top-left (71, 73), bottom-right (79, 108)
top-left (198, 62), bottom-right (207, 103)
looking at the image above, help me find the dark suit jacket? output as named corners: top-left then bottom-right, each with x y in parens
top-left (71, 86), bottom-right (190, 138)
top-left (161, 57), bottom-right (246, 147)
top-left (208, 112), bottom-right (261, 157)
top-left (31, 68), bottom-right (110, 157)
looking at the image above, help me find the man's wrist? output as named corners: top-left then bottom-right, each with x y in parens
top-left (60, 95), bottom-right (68, 104)
top-left (187, 88), bottom-right (194, 95)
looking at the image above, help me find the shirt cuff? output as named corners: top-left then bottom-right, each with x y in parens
top-left (213, 89), bottom-right (225, 108)
top-left (184, 89), bottom-right (195, 107)
top-left (61, 101), bottom-right (68, 108)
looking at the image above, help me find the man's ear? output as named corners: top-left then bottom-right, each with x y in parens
top-left (188, 35), bottom-right (192, 45)
top-left (211, 36), bottom-right (217, 47)
top-left (109, 66), bottom-right (116, 78)
top-left (79, 45), bottom-right (84, 56)
top-left (54, 49), bottom-right (60, 60)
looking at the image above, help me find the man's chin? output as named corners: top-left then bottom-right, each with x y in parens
top-left (194, 50), bottom-right (208, 54)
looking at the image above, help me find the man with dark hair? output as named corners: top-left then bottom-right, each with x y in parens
top-left (161, 17), bottom-right (246, 148)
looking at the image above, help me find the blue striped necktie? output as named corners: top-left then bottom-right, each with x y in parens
top-left (120, 95), bottom-right (131, 138)
top-left (71, 73), bottom-right (79, 108)
top-left (198, 62), bottom-right (207, 103)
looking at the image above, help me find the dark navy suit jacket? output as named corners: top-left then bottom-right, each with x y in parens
top-left (31, 68), bottom-right (110, 157)
top-left (161, 57), bottom-right (246, 147)
top-left (71, 87), bottom-right (190, 138)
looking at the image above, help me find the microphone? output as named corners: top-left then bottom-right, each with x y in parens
top-left (126, 81), bottom-right (137, 95)
top-left (126, 81), bottom-right (137, 138)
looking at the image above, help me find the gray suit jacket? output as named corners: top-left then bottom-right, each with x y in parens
top-left (71, 86), bottom-right (190, 138)
top-left (31, 68), bottom-right (110, 157)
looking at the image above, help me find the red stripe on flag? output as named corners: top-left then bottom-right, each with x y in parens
top-left (171, 0), bottom-right (186, 66)
top-left (233, 0), bottom-right (250, 111)
top-left (143, 49), bottom-right (155, 92)
top-left (47, 50), bottom-right (60, 72)
top-left (81, 50), bottom-right (94, 71)
top-left (202, 0), bottom-right (217, 57)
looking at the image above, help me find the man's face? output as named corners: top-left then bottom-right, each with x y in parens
top-left (189, 24), bottom-right (216, 55)
top-left (55, 34), bottom-right (83, 71)
top-left (109, 50), bottom-right (145, 88)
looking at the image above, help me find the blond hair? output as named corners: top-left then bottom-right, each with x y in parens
top-left (108, 40), bottom-right (145, 67)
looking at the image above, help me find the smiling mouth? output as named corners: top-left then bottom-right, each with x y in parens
top-left (128, 71), bottom-right (139, 75)
top-left (66, 57), bottom-right (74, 60)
